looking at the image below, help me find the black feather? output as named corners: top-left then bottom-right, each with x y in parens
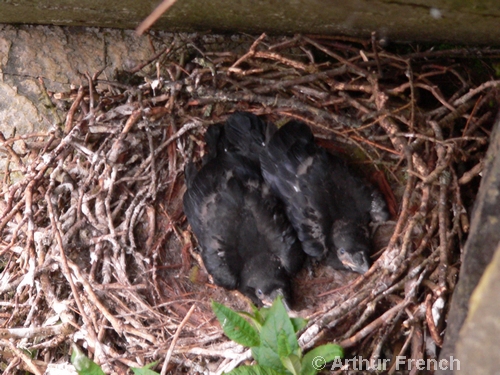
top-left (261, 120), bottom-right (389, 274)
top-left (224, 112), bottom-right (268, 163)
top-left (183, 113), bottom-right (305, 306)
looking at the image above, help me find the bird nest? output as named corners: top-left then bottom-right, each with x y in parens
top-left (1, 33), bottom-right (499, 374)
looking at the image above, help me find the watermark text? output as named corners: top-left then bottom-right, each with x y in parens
top-left (311, 355), bottom-right (460, 371)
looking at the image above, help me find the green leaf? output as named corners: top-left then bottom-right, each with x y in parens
top-left (70, 344), bottom-right (106, 375)
top-left (240, 304), bottom-right (272, 331)
top-left (300, 344), bottom-right (344, 375)
top-left (258, 306), bottom-right (271, 322)
top-left (130, 361), bottom-right (160, 375)
top-left (281, 354), bottom-right (301, 375)
top-left (290, 318), bottom-right (308, 333)
top-left (260, 297), bottom-right (300, 358)
top-left (239, 311), bottom-right (264, 332)
top-left (250, 303), bottom-right (260, 316)
top-left (252, 346), bottom-right (288, 372)
top-left (212, 300), bottom-right (260, 347)
top-left (227, 364), bottom-right (289, 375)
top-left (252, 297), bottom-right (300, 372)
top-left (277, 330), bottom-right (293, 358)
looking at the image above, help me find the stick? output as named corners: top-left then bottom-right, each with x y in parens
top-left (136, 0), bottom-right (178, 35)
top-left (161, 303), bottom-right (196, 375)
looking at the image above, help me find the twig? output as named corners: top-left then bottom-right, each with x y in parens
top-left (425, 294), bottom-right (443, 347)
top-left (64, 86), bottom-right (85, 133)
top-left (0, 132), bottom-right (26, 172)
top-left (136, 0), bottom-right (178, 35)
top-left (458, 160), bottom-right (483, 185)
top-left (229, 33), bottom-right (267, 72)
top-left (302, 35), bottom-right (371, 77)
top-left (452, 80), bottom-right (500, 106)
top-left (0, 323), bottom-right (73, 339)
top-left (0, 339), bottom-right (45, 375)
top-left (339, 300), bottom-right (410, 348)
top-left (161, 303), bottom-right (196, 375)
top-left (215, 349), bottom-right (253, 375)
top-left (46, 183), bottom-right (102, 355)
top-left (129, 40), bottom-right (176, 73)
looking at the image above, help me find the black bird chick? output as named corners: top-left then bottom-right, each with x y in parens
top-left (183, 114), bottom-right (305, 307)
top-left (224, 111), bottom-right (269, 164)
top-left (261, 120), bottom-right (389, 274)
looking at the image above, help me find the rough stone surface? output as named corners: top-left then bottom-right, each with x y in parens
top-left (0, 25), bottom-right (254, 169)
top-left (437, 111), bottom-right (500, 375)
top-left (0, 82), bottom-right (41, 135)
top-left (0, 26), bottom-right (160, 134)
top-left (1, 1), bottom-right (500, 44)
top-left (0, 25), bottom-right (171, 177)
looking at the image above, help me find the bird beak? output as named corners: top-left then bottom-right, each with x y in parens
top-left (341, 252), bottom-right (370, 274)
top-left (263, 288), bottom-right (291, 311)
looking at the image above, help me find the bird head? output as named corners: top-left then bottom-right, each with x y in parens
top-left (329, 220), bottom-right (371, 274)
top-left (256, 287), bottom-right (292, 311)
top-left (240, 257), bottom-right (293, 310)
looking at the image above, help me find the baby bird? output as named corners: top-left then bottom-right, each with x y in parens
top-left (261, 120), bottom-right (389, 274)
top-left (183, 113), bottom-right (305, 307)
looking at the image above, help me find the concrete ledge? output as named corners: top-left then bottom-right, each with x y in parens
top-left (1, 1), bottom-right (500, 44)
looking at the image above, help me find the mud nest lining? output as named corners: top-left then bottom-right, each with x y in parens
top-left (1, 33), bottom-right (499, 374)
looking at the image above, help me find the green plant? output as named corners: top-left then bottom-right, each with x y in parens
top-left (212, 297), bottom-right (343, 375)
top-left (71, 344), bottom-right (106, 375)
top-left (71, 344), bottom-right (160, 375)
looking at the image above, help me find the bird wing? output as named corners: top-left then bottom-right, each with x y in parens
top-left (325, 152), bottom-right (388, 223)
top-left (183, 157), bottom-right (243, 290)
top-left (242, 181), bottom-right (305, 275)
top-left (261, 122), bottom-right (334, 258)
